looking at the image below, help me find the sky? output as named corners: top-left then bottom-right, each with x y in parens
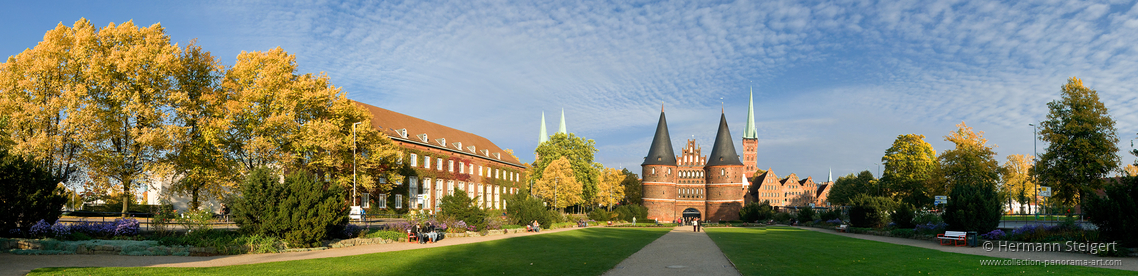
top-left (4, 0), bottom-right (1138, 181)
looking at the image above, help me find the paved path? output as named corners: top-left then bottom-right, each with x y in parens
top-left (796, 226), bottom-right (1137, 271)
top-left (0, 226), bottom-right (585, 276)
top-left (603, 226), bottom-right (741, 276)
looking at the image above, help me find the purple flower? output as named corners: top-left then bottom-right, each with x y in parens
top-left (51, 220), bottom-right (71, 238)
top-left (30, 219), bottom-right (51, 237)
top-left (981, 229), bottom-right (1005, 240)
top-left (113, 218), bottom-right (139, 236)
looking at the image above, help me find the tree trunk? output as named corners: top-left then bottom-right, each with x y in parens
top-left (191, 188), bottom-right (200, 211)
top-left (122, 179), bottom-right (130, 217)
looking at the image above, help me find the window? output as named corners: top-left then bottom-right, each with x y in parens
top-left (447, 180), bottom-right (455, 196)
top-left (469, 163), bottom-right (474, 175)
top-left (409, 176), bottom-right (419, 195)
top-left (410, 153), bottom-right (418, 167)
top-left (459, 162), bottom-right (465, 174)
top-left (437, 158), bottom-right (443, 170)
top-left (435, 179), bottom-right (444, 209)
top-left (652, 168), bottom-right (656, 174)
top-left (424, 155), bottom-right (430, 168)
top-left (397, 153), bottom-right (403, 165)
top-left (361, 193), bottom-right (370, 208)
top-left (378, 194), bottom-right (387, 208)
top-left (448, 160), bottom-right (454, 172)
top-left (479, 166), bottom-right (483, 176)
top-left (395, 194), bottom-right (402, 209)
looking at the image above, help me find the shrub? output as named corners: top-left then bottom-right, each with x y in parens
top-left (614, 204), bottom-right (648, 222)
top-left (1084, 175), bottom-right (1138, 247)
top-left (588, 209), bottom-right (614, 221)
top-left (365, 230), bottom-right (405, 241)
top-left (739, 201), bottom-right (774, 223)
top-left (914, 222), bottom-right (947, 235)
top-left (849, 195), bottom-right (896, 229)
top-left (890, 228), bottom-right (916, 238)
top-left (50, 220), bottom-right (71, 238)
top-left (440, 190), bottom-right (487, 230)
top-left (112, 218), bottom-right (140, 237)
top-left (505, 192), bottom-right (554, 227)
top-left (819, 209), bottom-right (842, 221)
top-left (233, 168), bottom-right (348, 248)
top-left (890, 204), bottom-right (916, 229)
top-left (484, 214), bottom-right (506, 230)
top-left (176, 209), bottom-right (215, 234)
top-left (943, 182), bottom-right (1002, 233)
top-left (912, 210), bottom-right (943, 225)
top-left (796, 207), bottom-right (816, 223)
top-left (0, 147), bottom-right (67, 237)
top-left (774, 212), bottom-right (792, 224)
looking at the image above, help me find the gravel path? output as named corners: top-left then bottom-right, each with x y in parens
top-left (603, 226), bottom-right (741, 276)
top-left (0, 226), bottom-right (586, 276)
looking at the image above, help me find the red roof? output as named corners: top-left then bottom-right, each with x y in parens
top-left (354, 101), bottom-right (523, 166)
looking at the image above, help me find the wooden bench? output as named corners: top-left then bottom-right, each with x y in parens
top-left (406, 230), bottom-right (418, 243)
top-left (836, 224), bottom-right (848, 233)
top-left (937, 231), bottom-right (967, 246)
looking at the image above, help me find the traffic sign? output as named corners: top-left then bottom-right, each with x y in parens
top-left (934, 196), bottom-right (947, 205)
top-left (1039, 186), bottom-right (1051, 197)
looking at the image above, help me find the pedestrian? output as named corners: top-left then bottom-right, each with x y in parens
top-left (220, 203), bottom-right (230, 223)
top-left (693, 219), bottom-right (698, 232)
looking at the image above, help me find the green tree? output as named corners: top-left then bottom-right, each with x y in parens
top-left (505, 190), bottom-right (555, 227)
top-left (620, 168), bottom-right (642, 205)
top-left (739, 201), bottom-right (775, 223)
top-left (594, 167), bottom-right (624, 210)
top-left (0, 146), bottom-right (67, 236)
top-left (880, 134), bottom-right (937, 207)
top-left (533, 133), bottom-right (598, 206)
top-left (827, 171), bottom-right (880, 205)
top-left (1084, 175), bottom-right (1138, 247)
top-left (165, 41), bottom-right (231, 211)
top-left (440, 189), bottom-right (487, 229)
top-left (232, 167), bottom-right (347, 247)
top-left (848, 194), bottom-right (897, 229)
top-left (1035, 77), bottom-right (1120, 206)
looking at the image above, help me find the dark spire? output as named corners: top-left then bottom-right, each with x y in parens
top-left (706, 113), bottom-right (743, 166)
top-left (642, 110), bottom-right (677, 166)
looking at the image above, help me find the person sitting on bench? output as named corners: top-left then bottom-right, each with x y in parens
top-left (425, 223), bottom-right (438, 243)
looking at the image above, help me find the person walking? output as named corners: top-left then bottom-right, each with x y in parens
top-left (692, 219), bottom-right (699, 232)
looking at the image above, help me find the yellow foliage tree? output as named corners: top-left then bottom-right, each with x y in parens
top-left (594, 167), bottom-right (624, 210)
top-left (1124, 164), bottom-right (1138, 177)
top-left (1001, 154), bottom-right (1034, 214)
top-left (533, 156), bottom-right (582, 210)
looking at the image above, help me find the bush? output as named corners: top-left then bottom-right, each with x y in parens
top-left (50, 220), bottom-right (71, 238)
top-left (613, 204), bottom-right (648, 222)
top-left (739, 201), bottom-right (774, 223)
top-left (819, 209), bottom-right (842, 221)
top-left (505, 192), bottom-right (555, 227)
top-left (232, 168), bottom-right (348, 248)
top-left (0, 147), bottom-right (67, 237)
top-left (176, 209), bottom-right (215, 234)
top-left (1084, 175), bottom-right (1138, 247)
top-left (796, 207), bottom-right (816, 223)
top-left (29, 219), bottom-right (51, 238)
top-left (980, 229), bottom-right (1005, 240)
top-left (912, 210), bottom-right (943, 225)
top-left (588, 209), bottom-right (615, 221)
top-left (439, 190), bottom-right (487, 230)
top-left (914, 222), bottom-right (948, 235)
top-left (890, 228), bottom-right (916, 238)
top-left (774, 212), bottom-right (792, 223)
top-left (849, 195), bottom-right (896, 229)
top-left (890, 204), bottom-right (916, 229)
top-left (364, 230), bottom-right (406, 241)
top-left (943, 183), bottom-right (1001, 233)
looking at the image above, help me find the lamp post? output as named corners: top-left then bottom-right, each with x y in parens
top-left (1029, 123), bottom-right (1038, 219)
top-left (352, 121), bottom-right (363, 206)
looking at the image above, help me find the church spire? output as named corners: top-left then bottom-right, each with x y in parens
top-left (706, 112), bottom-right (743, 167)
top-left (828, 167), bottom-right (833, 183)
top-left (558, 108), bottom-right (567, 134)
top-left (642, 108), bottom-right (677, 166)
top-left (539, 112), bottom-right (549, 144)
top-left (743, 86), bottom-right (758, 139)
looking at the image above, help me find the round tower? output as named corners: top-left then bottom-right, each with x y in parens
top-left (642, 108), bottom-right (678, 222)
top-left (704, 113), bottom-right (745, 222)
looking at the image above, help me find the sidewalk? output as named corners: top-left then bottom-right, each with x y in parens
top-left (0, 226), bottom-right (585, 276)
top-left (603, 226), bottom-right (740, 276)
top-left (796, 226), bottom-right (1137, 271)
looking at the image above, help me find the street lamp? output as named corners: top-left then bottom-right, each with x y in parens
top-left (352, 121), bottom-right (363, 206)
top-left (1029, 123), bottom-right (1038, 219)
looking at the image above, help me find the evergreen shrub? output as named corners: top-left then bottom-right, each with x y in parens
top-left (890, 204), bottom-right (916, 229)
top-left (849, 195), bottom-right (896, 229)
top-left (739, 201), bottom-right (774, 223)
top-left (613, 204), bottom-right (648, 222)
top-left (1084, 176), bottom-right (1138, 247)
top-left (942, 183), bottom-right (1001, 233)
top-left (796, 207), bottom-right (816, 223)
top-left (0, 147), bottom-right (67, 237)
top-left (440, 190), bottom-right (487, 230)
top-left (232, 168), bottom-right (348, 248)
top-left (505, 192), bottom-right (555, 227)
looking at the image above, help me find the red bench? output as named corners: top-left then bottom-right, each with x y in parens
top-left (937, 231), bottom-right (967, 246)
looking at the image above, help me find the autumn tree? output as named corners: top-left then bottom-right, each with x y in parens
top-left (594, 167), bottom-right (625, 210)
top-left (1035, 77), bottom-right (1120, 207)
top-left (937, 122), bottom-right (1002, 232)
top-left (0, 19), bottom-right (92, 185)
top-left (1001, 154), bottom-right (1034, 214)
top-left (533, 133), bottom-right (598, 207)
top-left (533, 156), bottom-right (582, 210)
top-left (880, 134), bottom-right (937, 207)
top-left (165, 42), bottom-right (231, 210)
top-left (1124, 164), bottom-right (1138, 177)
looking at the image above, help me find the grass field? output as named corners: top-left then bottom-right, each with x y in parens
top-left (29, 227), bottom-right (671, 276)
top-left (706, 227), bottom-right (1130, 275)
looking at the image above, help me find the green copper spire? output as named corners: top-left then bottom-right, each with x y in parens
top-left (743, 86), bottom-right (758, 139)
top-left (558, 108), bottom-right (567, 134)
top-left (539, 112), bottom-right (549, 144)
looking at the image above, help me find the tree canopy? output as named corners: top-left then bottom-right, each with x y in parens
top-left (1035, 77), bottom-right (1120, 206)
top-left (1001, 154), bottom-right (1034, 214)
top-left (880, 134), bottom-right (937, 207)
top-left (532, 156), bottom-right (582, 209)
top-left (827, 170), bottom-right (879, 206)
top-left (533, 133), bottom-right (598, 206)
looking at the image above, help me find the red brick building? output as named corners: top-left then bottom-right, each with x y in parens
top-left (356, 102), bottom-right (526, 214)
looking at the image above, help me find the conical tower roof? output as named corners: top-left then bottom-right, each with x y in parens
top-left (642, 109), bottom-right (677, 166)
top-left (558, 109), bottom-right (567, 134)
top-left (539, 112), bottom-right (549, 144)
top-left (743, 87), bottom-right (758, 139)
top-left (706, 112), bottom-right (743, 167)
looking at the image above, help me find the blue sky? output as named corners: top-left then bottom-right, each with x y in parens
top-left (5, 0), bottom-right (1138, 181)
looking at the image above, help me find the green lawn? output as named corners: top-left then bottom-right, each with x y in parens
top-left (706, 227), bottom-right (1130, 275)
top-left (29, 227), bottom-right (671, 276)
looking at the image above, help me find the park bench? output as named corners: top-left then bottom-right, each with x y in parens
top-left (937, 231), bottom-right (967, 246)
top-left (836, 224), bottom-right (848, 233)
top-left (406, 230), bottom-right (418, 243)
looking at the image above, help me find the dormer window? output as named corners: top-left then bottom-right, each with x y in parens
top-left (468, 146), bottom-right (476, 153)
top-left (453, 142), bottom-right (462, 150)
top-left (417, 133), bottom-right (428, 143)
top-left (398, 128), bottom-right (408, 138)
top-left (480, 149), bottom-right (489, 156)
top-left (436, 138), bottom-right (446, 147)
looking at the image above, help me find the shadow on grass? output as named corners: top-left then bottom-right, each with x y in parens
top-left (29, 227), bottom-right (671, 276)
top-left (706, 226), bottom-right (1130, 276)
